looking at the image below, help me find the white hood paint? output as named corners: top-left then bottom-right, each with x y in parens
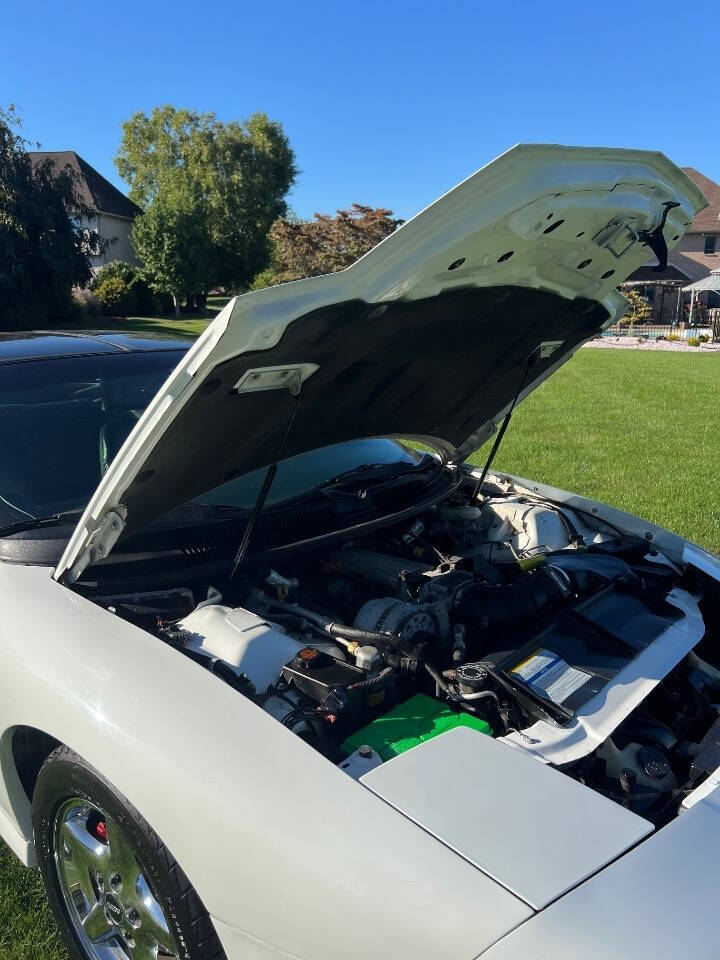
top-left (55, 144), bottom-right (706, 582)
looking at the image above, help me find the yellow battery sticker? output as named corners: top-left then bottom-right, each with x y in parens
top-left (511, 648), bottom-right (591, 705)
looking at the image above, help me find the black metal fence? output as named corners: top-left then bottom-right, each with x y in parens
top-left (603, 323), bottom-right (714, 341)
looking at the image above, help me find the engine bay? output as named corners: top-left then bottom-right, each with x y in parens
top-left (94, 476), bottom-right (720, 828)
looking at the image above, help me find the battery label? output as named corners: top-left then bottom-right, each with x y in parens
top-left (511, 649), bottom-right (591, 705)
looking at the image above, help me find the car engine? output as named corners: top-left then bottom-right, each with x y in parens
top-left (104, 484), bottom-right (720, 828)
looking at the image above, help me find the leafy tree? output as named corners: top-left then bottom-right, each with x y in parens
top-left (115, 106), bottom-right (296, 311)
top-left (0, 106), bottom-right (99, 329)
top-left (130, 176), bottom-right (213, 315)
top-left (619, 289), bottom-right (652, 333)
top-left (256, 205), bottom-right (404, 287)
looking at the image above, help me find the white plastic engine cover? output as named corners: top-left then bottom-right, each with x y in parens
top-left (481, 498), bottom-right (572, 556)
top-left (178, 604), bottom-right (303, 694)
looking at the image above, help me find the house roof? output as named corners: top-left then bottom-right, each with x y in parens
top-left (681, 167), bottom-right (720, 234)
top-left (620, 264), bottom-right (691, 286)
top-left (29, 151), bottom-right (141, 220)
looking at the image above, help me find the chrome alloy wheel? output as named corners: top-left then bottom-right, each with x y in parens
top-left (52, 798), bottom-right (177, 959)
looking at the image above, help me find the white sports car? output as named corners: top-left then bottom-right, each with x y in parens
top-left (1, 145), bottom-right (718, 960)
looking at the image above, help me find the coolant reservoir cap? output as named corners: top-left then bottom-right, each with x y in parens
top-left (295, 647), bottom-right (321, 670)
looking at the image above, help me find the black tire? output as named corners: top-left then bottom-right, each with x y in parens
top-left (32, 745), bottom-right (226, 960)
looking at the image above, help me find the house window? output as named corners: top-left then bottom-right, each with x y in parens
top-left (704, 235), bottom-right (717, 255)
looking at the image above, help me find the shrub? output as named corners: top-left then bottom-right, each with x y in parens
top-left (687, 337), bottom-right (700, 347)
top-left (71, 286), bottom-right (100, 320)
top-left (667, 333), bottom-right (680, 341)
top-left (250, 268), bottom-right (278, 291)
top-left (94, 274), bottom-right (137, 316)
top-left (699, 334), bottom-right (710, 343)
top-left (91, 260), bottom-right (161, 316)
top-left (618, 289), bottom-right (652, 329)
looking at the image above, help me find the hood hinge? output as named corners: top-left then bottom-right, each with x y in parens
top-left (65, 507), bottom-right (127, 583)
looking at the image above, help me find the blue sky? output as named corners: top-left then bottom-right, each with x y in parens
top-left (3, 0), bottom-right (716, 221)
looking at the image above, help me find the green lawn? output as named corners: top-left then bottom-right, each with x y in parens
top-left (55, 295), bottom-right (228, 339)
top-left (469, 349), bottom-right (720, 554)
top-left (0, 346), bottom-right (718, 958)
top-left (0, 843), bottom-right (65, 959)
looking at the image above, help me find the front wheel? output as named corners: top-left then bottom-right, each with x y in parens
top-left (32, 745), bottom-right (226, 960)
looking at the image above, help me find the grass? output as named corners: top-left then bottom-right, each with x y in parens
top-left (0, 843), bottom-right (65, 959)
top-left (55, 295), bottom-right (227, 339)
top-left (0, 345), bottom-right (718, 957)
top-left (467, 349), bottom-right (720, 554)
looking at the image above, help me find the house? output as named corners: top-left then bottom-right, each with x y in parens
top-left (619, 166), bottom-right (720, 324)
top-left (29, 151), bottom-right (141, 268)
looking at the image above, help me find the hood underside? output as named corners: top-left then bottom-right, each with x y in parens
top-left (55, 143), bottom-right (707, 581)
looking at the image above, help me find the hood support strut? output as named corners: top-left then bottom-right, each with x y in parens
top-left (472, 348), bottom-right (540, 500)
top-left (230, 393), bottom-right (303, 579)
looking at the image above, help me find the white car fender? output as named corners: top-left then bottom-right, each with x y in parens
top-left (0, 564), bottom-right (531, 960)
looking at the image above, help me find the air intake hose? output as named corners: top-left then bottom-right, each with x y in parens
top-left (453, 553), bottom-right (638, 633)
top-left (454, 566), bottom-right (571, 632)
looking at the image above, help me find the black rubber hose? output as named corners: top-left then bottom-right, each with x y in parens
top-left (542, 553), bottom-right (640, 592)
top-left (263, 598), bottom-right (407, 651)
top-left (454, 553), bottom-right (639, 634)
top-left (327, 622), bottom-right (406, 650)
top-left (454, 566), bottom-right (570, 632)
top-left (348, 666), bottom-right (395, 691)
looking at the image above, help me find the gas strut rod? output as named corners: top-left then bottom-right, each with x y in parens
top-left (230, 395), bottom-right (302, 580)
top-left (473, 349), bottom-right (539, 501)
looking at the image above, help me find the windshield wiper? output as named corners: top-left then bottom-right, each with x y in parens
top-left (319, 454), bottom-right (439, 491)
top-left (0, 510), bottom-right (83, 538)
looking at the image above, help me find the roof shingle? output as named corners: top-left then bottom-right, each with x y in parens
top-left (681, 167), bottom-right (720, 234)
top-left (29, 151), bottom-right (141, 220)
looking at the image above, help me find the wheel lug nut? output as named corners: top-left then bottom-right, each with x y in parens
top-left (110, 873), bottom-right (123, 892)
top-left (128, 908), bottom-right (141, 929)
top-left (126, 935), bottom-right (136, 948)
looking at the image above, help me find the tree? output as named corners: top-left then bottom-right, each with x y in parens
top-left (0, 106), bottom-right (99, 329)
top-left (619, 289), bottom-right (652, 334)
top-left (115, 106), bottom-right (296, 309)
top-left (131, 176), bottom-right (213, 315)
top-left (254, 205), bottom-right (404, 288)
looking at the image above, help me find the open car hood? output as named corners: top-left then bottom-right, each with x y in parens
top-left (55, 144), bottom-right (706, 582)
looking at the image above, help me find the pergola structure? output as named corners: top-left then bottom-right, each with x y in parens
top-left (619, 265), bottom-right (691, 325)
top-left (683, 269), bottom-right (720, 336)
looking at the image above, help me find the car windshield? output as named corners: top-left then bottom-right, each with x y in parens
top-left (0, 351), bottom-right (185, 526)
top-left (190, 438), bottom-right (426, 514)
top-left (0, 349), bottom-right (430, 534)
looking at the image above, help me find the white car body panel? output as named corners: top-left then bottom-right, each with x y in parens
top-left (360, 726), bottom-right (653, 909)
top-left (0, 564), bottom-right (532, 960)
top-left (482, 793), bottom-right (720, 960)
